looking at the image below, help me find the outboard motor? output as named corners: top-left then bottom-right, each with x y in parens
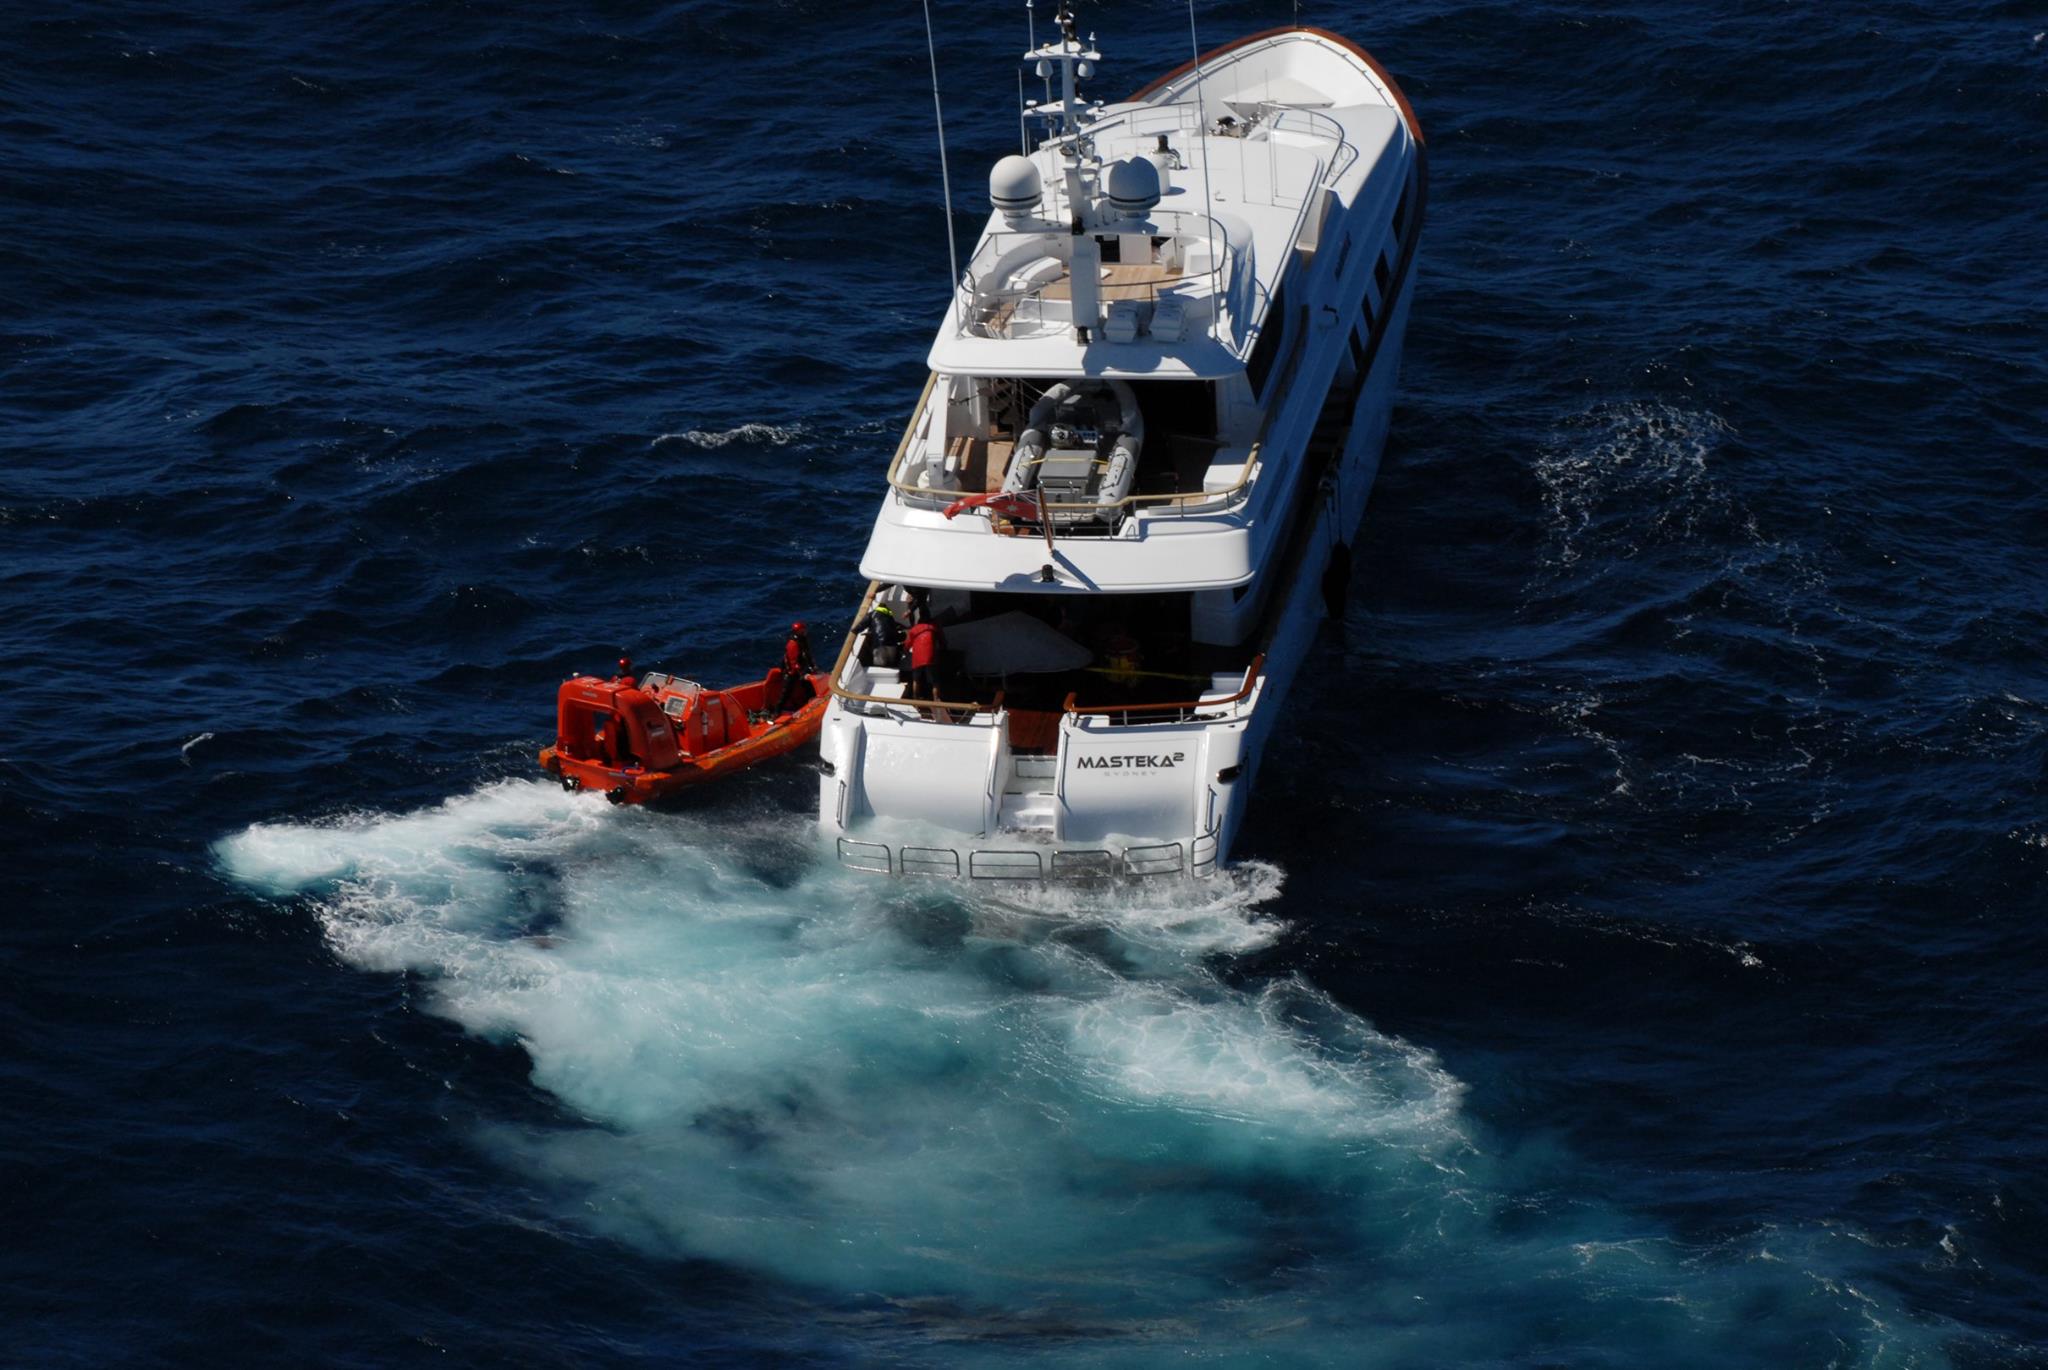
top-left (1003, 378), bottom-right (1144, 525)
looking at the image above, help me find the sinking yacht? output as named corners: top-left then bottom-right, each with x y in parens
top-left (820, 8), bottom-right (1425, 879)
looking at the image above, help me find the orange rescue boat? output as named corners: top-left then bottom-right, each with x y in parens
top-left (538, 660), bottom-right (831, 805)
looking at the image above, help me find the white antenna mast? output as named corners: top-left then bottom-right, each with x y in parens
top-left (1026, 0), bottom-right (1052, 108)
top-left (1024, 1), bottom-right (1104, 339)
top-left (921, 0), bottom-right (962, 314)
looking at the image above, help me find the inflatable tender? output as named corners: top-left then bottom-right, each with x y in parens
top-left (538, 661), bottom-right (830, 804)
top-left (1002, 379), bottom-right (1144, 525)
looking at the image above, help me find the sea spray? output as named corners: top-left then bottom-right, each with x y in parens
top-left (217, 781), bottom-right (1956, 1364)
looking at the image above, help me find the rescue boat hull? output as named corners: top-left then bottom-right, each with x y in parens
top-left (539, 669), bottom-right (831, 805)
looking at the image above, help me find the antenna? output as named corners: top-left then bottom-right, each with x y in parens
top-left (921, 0), bottom-right (962, 322)
top-left (1020, 0), bottom-right (1103, 337)
top-left (1024, 0), bottom-right (1056, 132)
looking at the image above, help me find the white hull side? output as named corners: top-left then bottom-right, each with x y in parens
top-left (1206, 276), bottom-right (1411, 861)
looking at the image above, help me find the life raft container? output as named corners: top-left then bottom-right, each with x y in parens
top-left (537, 662), bottom-right (830, 805)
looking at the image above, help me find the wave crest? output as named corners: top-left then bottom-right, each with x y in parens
top-left (651, 422), bottom-right (803, 449)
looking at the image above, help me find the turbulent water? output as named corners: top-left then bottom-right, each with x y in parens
top-left (5, 1), bottom-right (2045, 1365)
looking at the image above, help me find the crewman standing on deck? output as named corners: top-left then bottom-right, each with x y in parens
top-left (860, 599), bottom-right (903, 668)
top-left (776, 622), bottom-right (816, 713)
top-left (905, 616), bottom-right (940, 701)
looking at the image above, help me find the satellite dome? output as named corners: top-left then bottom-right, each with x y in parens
top-left (989, 155), bottom-right (1043, 223)
top-left (1104, 156), bottom-right (1161, 217)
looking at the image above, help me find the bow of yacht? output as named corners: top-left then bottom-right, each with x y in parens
top-left (819, 10), bottom-right (1424, 881)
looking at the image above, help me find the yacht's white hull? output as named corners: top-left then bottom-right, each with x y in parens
top-left (817, 24), bottom-right (1423, 879)
top-left (1228, 277), bottom-right (1412, 844)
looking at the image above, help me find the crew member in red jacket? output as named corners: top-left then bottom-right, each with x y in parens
top-left (776, 622), bottom-right (816, 713)
top-left (905, 617), bottom-right (940, 702)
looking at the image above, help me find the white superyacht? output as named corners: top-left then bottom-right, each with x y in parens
top-left (820, 7), bottom-right (1425, 879)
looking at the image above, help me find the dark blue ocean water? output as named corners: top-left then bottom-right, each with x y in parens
top-left (5, 1), bottom-right (2045, 1364)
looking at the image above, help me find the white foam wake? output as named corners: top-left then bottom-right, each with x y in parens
top-left (216, 783), bottom-right (1464, 1297)
top-left (216, 782), bottom-right (1955, 1363)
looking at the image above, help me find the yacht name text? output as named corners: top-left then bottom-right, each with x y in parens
top-left (1075, 751), bottom-right (1188, 770)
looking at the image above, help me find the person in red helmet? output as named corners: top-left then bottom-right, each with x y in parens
top-left (776, 621), bottom-right (816, 713)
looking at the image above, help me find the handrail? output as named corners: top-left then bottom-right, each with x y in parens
top-left (886, 378), bottom-right (1263, 515)
top-left (886, 371), bottom-right (941, 485)
top-left (1064, 653), bottom-right (1264, 719)
top-left (1127, 25), bottom-right (1428, 156)
top-left (831, 829), bottom-right (1223, 882)
top-left (954, 208), bottom-right (1240, 328)
top-left (836, 687), bottom-right (1001, 720)
top-left (824, 580), bottom-right (880, 689)
top-left (841, 697), bottom-right (998, 720)
top-left (1275, 108), bottom-right (1357, 166)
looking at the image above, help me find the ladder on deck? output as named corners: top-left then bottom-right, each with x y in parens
top-left (997, 753), bottom-right (1059, 834)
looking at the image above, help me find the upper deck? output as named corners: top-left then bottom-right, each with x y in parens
top-left (933, 125), bottom-right (1321, 377)
top-left (928, 29), bottom-right (1411, 379)
top-left (860, 26), bottom-right (1421, 596)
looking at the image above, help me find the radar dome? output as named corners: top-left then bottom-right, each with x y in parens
top-left (989, 155), bottom-right (1043, 224)
top-left (1104, 156), bottom-right (1162, 218)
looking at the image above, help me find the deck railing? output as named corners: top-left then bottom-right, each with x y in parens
top-left (955, 209), bottom-right (1238, 343)
top-left (826, 578), bottom-right (1261, 732)
top-left (1063, 653), bottom-right (1264, 723)
top-left (833, 830), bottom-right (1220, 881)
top-left (885, 375), bottom-right (1264, 520)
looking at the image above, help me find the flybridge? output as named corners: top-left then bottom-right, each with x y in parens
top-left (927, 1), bottom-right (1349, 379)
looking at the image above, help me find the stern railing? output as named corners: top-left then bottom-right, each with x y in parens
top-left (1063, 653), bottom-right (1264, 723)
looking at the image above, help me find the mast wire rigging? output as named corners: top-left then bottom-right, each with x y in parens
top-left (922, 0), bottom-right (962, 312)
top-left (1186, 0), bottom-right (1219, 341)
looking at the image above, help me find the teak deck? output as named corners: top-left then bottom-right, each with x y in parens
top-left (946, 436), bottom-right (1017, 493)
top-left (1042, 262), bottom-right (1184, 301)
